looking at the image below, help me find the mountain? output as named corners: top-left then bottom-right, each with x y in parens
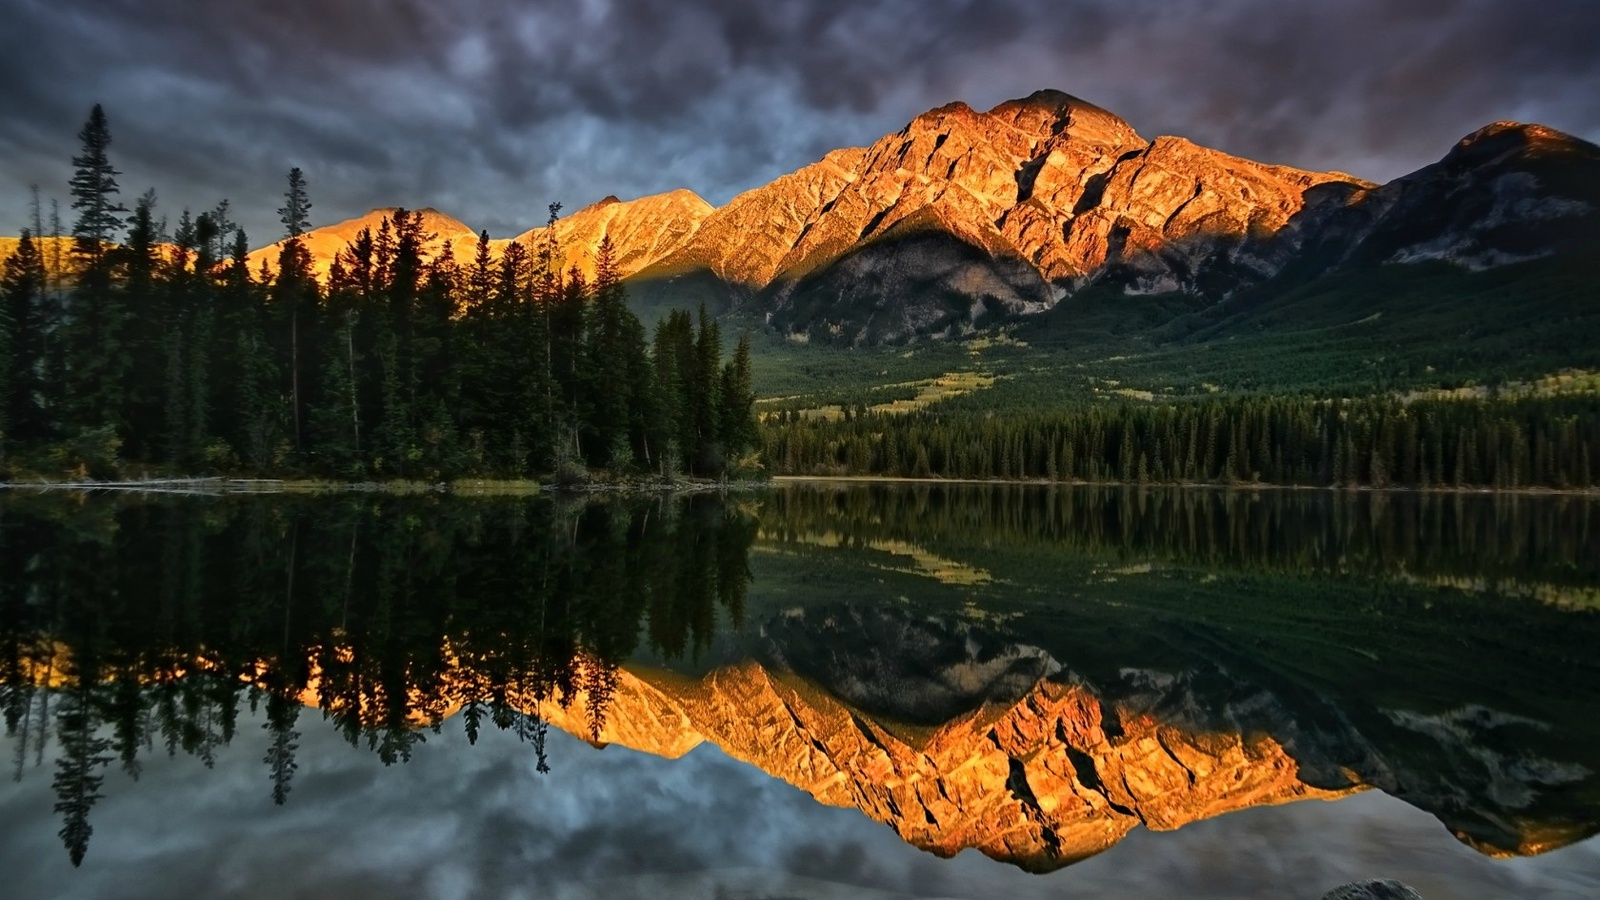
top-left (243, 190), bottom-right (713, 287)
top-left (246, 207), bottom-right (478, 281)
top-left (623, 92), bottom-right (1599, 344)
top-left (0, 234), bottom-right (77, 282)
top-left (1244, 121), bottom-right (1600, 280)
top-left (17, 90), bottom-right (1594, 348)
top-left (633, 90), bottom-right (1373, 341)
top-left (235, 90), bottom-right (1383, 341)
top-left (494, 188), bottom-right (713, 282)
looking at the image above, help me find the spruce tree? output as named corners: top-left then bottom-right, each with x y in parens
top-left (718, 333), bottom-right (757, 473)
top-left (1, 231), bottom-right (48, 446)
top-left (650, 313), bottom-right (688, 477)
top-left (118, 192), bottom-right (165, 461)
top-left (691, 305), bottom-right (722, 474)
top-left (272, 168), bottom-right (318, 453)
top-left (276, 167), bottom-right (312, 238)
top-left (64, 104), bottom-right (131, 438)
top-left (0, 254), bottom-right (9, 449)
top-left (312, 257), bottom-right (363, 474)
top-left (585, 235), bottom-right (630, 467)
top-left (224, 231), bottom-right (282, 472)
top-left (68, 105), bottom-right (125, 264)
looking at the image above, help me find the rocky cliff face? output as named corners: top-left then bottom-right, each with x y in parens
top-left (638, 90), bottom-right (1367, 342)
top-left (499, 188), bottom-right (714, 282)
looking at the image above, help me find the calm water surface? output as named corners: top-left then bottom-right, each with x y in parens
top-left (1, 484), bottom-right (1597, 899)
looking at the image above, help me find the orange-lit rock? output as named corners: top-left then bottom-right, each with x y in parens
top-left (247, 207), bottom-right (478, 281)
top-left (496, 188), bottom-right (714, 282)
top-left (647, 91), bottom-right (1363, 298)
top-left (536, 661), bottom-right (1354, 872)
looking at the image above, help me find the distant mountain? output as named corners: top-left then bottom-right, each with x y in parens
top-left (636, 90), bottom-right (1372, 341)
top-left (493, 188), bottom-right (713, 283)
top-left (1246, 121), bottom-right (1600, 280)
top-left (0, 234), bottom-right (77, 282)
top-left (26, 90), bottom-right (1592, 346)
top-left (246, 207), bottom-right (478, 281)
top-left (245, 190), bottom-right (713, 287)
top-left (627, 92), bottom-right (1598, 344)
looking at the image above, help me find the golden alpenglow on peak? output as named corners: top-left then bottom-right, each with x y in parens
top-left (246, 206), bottom-right (479, 281)
top-left (502, 188), bottom-right (716, 282)
top-left (622, 88), bottom-right (1383, 343)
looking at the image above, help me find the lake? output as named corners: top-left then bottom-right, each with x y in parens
top-left (2, 483), bottom-right (1598, 899)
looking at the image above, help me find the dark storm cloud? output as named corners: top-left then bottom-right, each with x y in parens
top-left (0, 0), bottom-right (1596, 244)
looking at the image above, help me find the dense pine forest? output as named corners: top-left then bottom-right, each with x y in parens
top-left (0, 106), bottom-right (757, 481)
top-left (764, 395), bottom-right (1600, 489)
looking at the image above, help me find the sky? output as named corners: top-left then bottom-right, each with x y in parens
top-left (3, 708), bottom-right (1596, 900)
top-left (1, 0), bottom-right (1597, 246)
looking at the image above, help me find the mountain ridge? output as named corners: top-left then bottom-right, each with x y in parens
top-left (116, 92), bottom-right (1600, 345)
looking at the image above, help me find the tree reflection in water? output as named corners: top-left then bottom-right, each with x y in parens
top-left (0, 493), bottom-right (753, 865)
top-left (3, 486), bottom-right (1598, 871)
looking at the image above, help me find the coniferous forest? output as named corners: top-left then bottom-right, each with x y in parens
top-left (763, 394), bottom-right (1600, 489)
top-left (0, 106), bottom-right (757, 481)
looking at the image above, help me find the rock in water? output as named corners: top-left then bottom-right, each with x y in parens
top-left (1320, 879), bottom-right (1425, 900)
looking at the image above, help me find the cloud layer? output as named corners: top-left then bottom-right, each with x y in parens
top-left (1, 0), bottom-right (1596, 244)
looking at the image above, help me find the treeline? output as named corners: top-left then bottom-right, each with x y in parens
top-left (0, 104), bottom-right (756, 480)
top-left (0, 493), bottom-right (755, 865)
top-left (764, 394), bottom-right (1600, 489)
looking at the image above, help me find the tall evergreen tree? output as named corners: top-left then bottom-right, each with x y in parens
top-left (276, 167), bottom-right (312, 238)
top-left (718, 333), bottom-right (758, 472)
top-left (63, 104), bottom-right (131, 437)
top-left (272, 168), bottom-right (319, 453)
top-left (118, 192), bottom-right (166, 461)
top-left (222, 230), bottom-right (282, 471)
top-left (0, 254), bottom-right (9, 450)
top-left (691, 305), bottom-right (723, 474)
top-left (651, 310), bottom-right (693, 476)
top-left (68, 104), bottom-right (125, 265)
top-left (584, 235), bottom-right (630, 466)
top-left (1, 231), bottom-right (48, 447)
top-left (311, 256), bottom-right (363, 474)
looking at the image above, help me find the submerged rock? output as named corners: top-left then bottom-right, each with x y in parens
top-left (1320, 879), bottom-right (1425, 900)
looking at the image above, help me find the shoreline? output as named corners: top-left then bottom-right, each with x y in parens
top-left (770, 474), bottom-right (1600, 497)
top-left (0, 476), bottom-right (769, 497)
top-left (0, 473), bottom-right (1595, 498)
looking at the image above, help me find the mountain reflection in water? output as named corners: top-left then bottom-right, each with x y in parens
top-left (1, 485), bottom-right (1597, 878)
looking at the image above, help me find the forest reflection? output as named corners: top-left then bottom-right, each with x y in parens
top-left (762, 483), bottom-right (1600, 590)
top-left (3, 485), bottom-right (1597, 869)
top-left (0, 493), bottom-right (753, 865)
